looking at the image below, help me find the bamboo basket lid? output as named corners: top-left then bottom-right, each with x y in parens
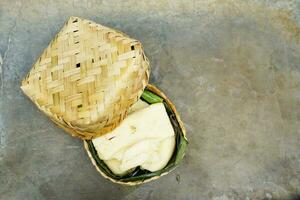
top-left (21, 16), bottom-right (150, 139)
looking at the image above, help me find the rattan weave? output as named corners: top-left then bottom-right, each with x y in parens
top-left (21, 16), bottom-right (150, 139)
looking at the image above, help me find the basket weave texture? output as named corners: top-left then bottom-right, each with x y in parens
top-left (21, 16), bottom-right (150, 139)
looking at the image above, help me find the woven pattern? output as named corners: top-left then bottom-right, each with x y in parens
top-left (21, 16), bottom-right (150, 139)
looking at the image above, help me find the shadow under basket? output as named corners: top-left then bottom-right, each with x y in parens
top-left (84, 84), bottom-right (188, 185)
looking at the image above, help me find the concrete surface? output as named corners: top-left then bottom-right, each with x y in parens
top-left (1, 0), bottom-right (300, 199)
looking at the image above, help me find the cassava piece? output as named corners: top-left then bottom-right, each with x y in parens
top-left (84, 84), bottom-right (187, 185)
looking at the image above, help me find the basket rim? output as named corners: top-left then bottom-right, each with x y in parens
top-left (83, 83), bottom-right (187, 185)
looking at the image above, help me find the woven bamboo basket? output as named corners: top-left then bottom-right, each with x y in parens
top-left (21, 16), bottom-right (150, 139)
top-left (84, 84), bottom-right (187, 185)
top-left (21, 16), bottom-right (187, 185)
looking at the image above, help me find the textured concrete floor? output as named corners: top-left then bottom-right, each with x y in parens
top-left (1, 0), bottom-right (300, 199)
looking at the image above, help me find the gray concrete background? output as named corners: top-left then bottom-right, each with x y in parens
top-left (1, 0), bottom-right (300, 199)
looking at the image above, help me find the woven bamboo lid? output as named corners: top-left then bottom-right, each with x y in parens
top-left (21, 16), bottom-right (150, 139)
